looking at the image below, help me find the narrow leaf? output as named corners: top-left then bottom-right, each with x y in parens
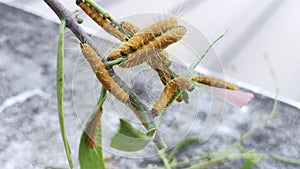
top-left (110, 119), bottom-right (155, 152)
top-left (56, 19), bottom-right (73, 168)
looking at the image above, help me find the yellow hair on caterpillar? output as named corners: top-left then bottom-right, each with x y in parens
top-left (152, 77), bottom-right (193, 116)
top-left (120, 21), bottom-right (141, 39)
top-left (86, 108), bottom-right (103, 149)
top-left (147, 50), bottom-right (171, 69)
top-left (119, 26), bottom-right (186, 68)
top-left (107, 17), bottom-right (178, 61)
top-left (77, 0), bottom-right (127, 41)
top-left (80, 43), bottom-right (129, 103)
top-left (192, 75), bottom-right (238, 90)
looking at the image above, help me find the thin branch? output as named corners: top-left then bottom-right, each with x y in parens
top-left (45, 0), bottom-right (89, 43)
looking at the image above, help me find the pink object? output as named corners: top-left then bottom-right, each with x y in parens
top-left (203, 86), bottom-right (254, 108)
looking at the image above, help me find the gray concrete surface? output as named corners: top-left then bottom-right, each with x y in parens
top-left (0, 3), bottom-right (300, 169)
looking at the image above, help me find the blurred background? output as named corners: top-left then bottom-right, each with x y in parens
top-left (1, 0), bottom-right (300, 107)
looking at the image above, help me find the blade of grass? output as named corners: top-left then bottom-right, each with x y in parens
top-left (56, 19), bottom-right (73, 168)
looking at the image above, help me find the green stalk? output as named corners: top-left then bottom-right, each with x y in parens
top-left (96, 87), bottom-right (107, 109)
top-left (168, 138), bottom-right (203, 162)
top-left (187, 151), bottom-right (266, 169)
top-left (56, 19), bottom-right (73, 168)
top-left (269, 154), bottom-right (300, 165)
top-left (105, 57), bottom-right (125, 66)
top-left (184, 30), bottom-right (227, 79)
top-left (158, 150), bottom-right (171, 169)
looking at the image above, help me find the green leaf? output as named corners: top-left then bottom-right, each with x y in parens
top-left (110, 119), bottom-right (155, 152)
top-left (79, 87), bottom-right (107, 169)
top-left (79, 131), bottom-right (105, 169)
top-left (56, 19), bottom-right (73, 168)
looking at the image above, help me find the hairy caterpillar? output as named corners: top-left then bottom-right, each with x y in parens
top-left (156, 68), bottom-right (184, 102)
top-left (86, 107), bottom-right (103, 148)
top-left (80, 43), bottom-right (152, 126)
top-left (119, 26), bottom-right (186, 68)
top-left (120, 21), bottom-right (140, 39)
top-left (80, 43), bottom-right (130, 103)
top-left (152, 77), bottom-right (194, 117)
top-left (76, 0), bottom-right (127, 41)
top-left (119, 20), bottom-right (182, 101)
top-left (192, 75), bottom-right (238, 90)
top-left (107, 17), bottom-right (178, 61)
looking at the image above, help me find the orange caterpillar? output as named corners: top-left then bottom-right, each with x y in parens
top-left (107, 17), bottom-right (178, 61)
top-left (76, 0), bottom-right (127, 41)
top-left (80, 43), bottom-right (149, 125)
top-left (119, 26), bottom-right (186, 68)
top-left (152, 77), bottom-right (194, 116)
top-left (86, 108), bottom-right (103, 148)
top-left (192, 75), bottom-right (238, 90)
top-left (80, 43), bottom-right (129, 103)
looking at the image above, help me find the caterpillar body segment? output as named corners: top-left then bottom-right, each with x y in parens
top-left (142, 17), bottom-right (178, 36)
top-left (77, 0), bottom-right (127, 41)
top-left (119, 26), bottom-right (186, 68)
top-left (107, 17), bottom-right (179, 61)
top-left (80, 43), bottom-right (129, 103)
top-left (152, 77), bottom-right (194, 117)
top-left (86, 107), bottom-right (103, 149)
top-left (192, 75), bottom-right (238, 90)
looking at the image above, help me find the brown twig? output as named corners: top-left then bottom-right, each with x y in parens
top-left (45, 0), bottom-right (88, 43)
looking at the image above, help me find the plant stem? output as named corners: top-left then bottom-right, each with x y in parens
top-left (158, 150), bottom-right (171, 169)
top-left (56, 19), bottom-right (73, 168)
top-left (45, 0), bottom-right (89, 43)
top-left (106, 57), bottom-right (125, 66)
top-left (184, 30), bottom-right (227, 79)
top-left (269, 154), bottom-right (300, 165)
top-left (168, 138), bottom-right (203, 162)
top-left (96, 87), bottom-right (107, 108)
top-left (187, 151), bottom-right (266, 169)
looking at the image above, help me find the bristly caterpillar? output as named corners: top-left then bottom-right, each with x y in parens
top-left (76, 0), bottom-right (128, 41)
top-left (119, 26), bottom-right (186, 68)
top-left (86, 108), bottom-right (103, 148)
top-left (107, 17), bottom-right (178, 61)
top-left (80, 43), bottom-right (129, 103)
top-left (80, 43), bottom-right (152, 126)
top-left (152, 77), bottom-right (194, 117)
top-left (192, 75), bottom-right (238, 90)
